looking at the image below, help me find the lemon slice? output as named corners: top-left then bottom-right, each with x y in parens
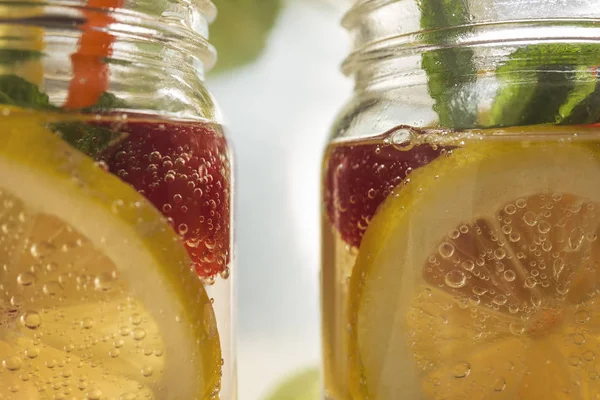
top-left (349, 141), bottom-right (600, 399)
top-left (0, 114), bottom-right (221, 399)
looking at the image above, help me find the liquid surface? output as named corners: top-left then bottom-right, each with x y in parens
top-left (0, 110), bottom-right (232, 399)
top-left (322, 125), bottom-right (600, 399)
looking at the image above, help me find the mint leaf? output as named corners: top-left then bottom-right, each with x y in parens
top-left (489, 44), bottom-right (600, 127)
top-left (0, 50), bottom-right (43, 65)
top-left (561, 83), bottom-right (600, 125)
top-left (556, 67), bottom-right (598, 124)
top-left (0, 73), bottom-right (128, 158)
top-left (84, 92), bottom-right (128, 111)
top-left (419, 0), bottom-right (477, 129)
top-left (51, 122), bottom-right (124, 158)
top-left (0, 75), bottom-right (52, 109)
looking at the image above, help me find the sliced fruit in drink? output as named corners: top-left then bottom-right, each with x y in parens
top-left (349, 140), bottom-right (600, 399)
top-left (0, 113), bottom-right (221, 399)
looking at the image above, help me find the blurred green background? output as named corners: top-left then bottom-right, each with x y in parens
top-left (210, 0), bottom-right (283, 74)
top-left (205, 0), bottom-right (351, 399)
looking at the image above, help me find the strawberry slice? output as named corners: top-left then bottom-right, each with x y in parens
top-left (324, 138), bottom-right (443, 248)
top-left (102, 121), bottom-right (231, 279)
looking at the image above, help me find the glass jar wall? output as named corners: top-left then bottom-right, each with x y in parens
top-left (322, 1), bottom-right (600, 399)
top-left (0, 0), bottom-right (235, 398)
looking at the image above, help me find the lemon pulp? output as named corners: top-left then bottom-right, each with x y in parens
top-left (350, 141), bottom-right (600, 399)
top-left (0, 113), bottom-right (221, 399)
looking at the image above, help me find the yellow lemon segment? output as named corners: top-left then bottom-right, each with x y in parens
top-left (0, 114), bottom-right (221, 399)
top-left (349, 141), bottom-right (600, 399)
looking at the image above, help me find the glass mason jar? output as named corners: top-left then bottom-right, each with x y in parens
top-left (0, 0), bottom-right (235, 399)
top-left (322, 1), bottom-right (600, 399)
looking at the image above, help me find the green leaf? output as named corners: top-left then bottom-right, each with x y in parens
top-left (556, 67), bottom-right (598, 124)
top-left (83, 92), bottom-right (129, 111)
top-left (560, 82), bottom-right (600, 125)
top-left (0, 74), bottom-right (52, 109)
top-left (0, 73), bottom-right (128, 158)
top-left (418, 0), bottom-right (477, 129)
top-left (209, 0), bottom-right (282, 74)
top-left (50, 122), bottom-right (124, 158)
top-left (0, 49), bottom-right (43, 65)
top-left (489, 44), bottom-right (600, 127)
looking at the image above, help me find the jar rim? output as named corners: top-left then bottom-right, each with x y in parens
top-left (0, 0), bottom-right (218, 72)
top-left (342, 18), bottom-right (600, 77)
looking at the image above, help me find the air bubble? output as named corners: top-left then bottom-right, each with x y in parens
top-left (523, 211), bottom-right (538, 226)
top-left (42, 281), bottom-right (62, 296)
top-left (220, 267), bottom-right (231, 279)
top-left (438, 242), bottom-right (455, 258)
top-left (178, 223), bottom-right (188, 235)
top-left (444, 270), bottom-right (467, 288)
top-left (141, 366), bottom-right (153, 377)
top-left (575, 310), bottom-right (590, 324)
top-left (17, 271), bottom-right (36, 286)
top-left (494, 248), bottom-right (506, 260)
top-left (451, 361), bottom-right (471, 378)
top-left (21, 311), bottom-right (42, 329)
top-left (164, 173), bottom-right (176, 183)
top-left (493, 377), bottom-right (506, 392)
top-left (30, 241), bottom-right (54, 259)
top-left (10, 295), bottom-right (24, 308)
top-left (524, 277), bottom-right (536, 288)
top-left (25, 347), bottom-right (39, 359)
top-left (584, 351), bottom-right (595, 361)
top-left (536, 221), bottom-right (550, 234)
top-left (572, 333), bottom-right (586, 345)
top-left (149, 151), bottom-right (161, 162)
top-left (503, 270), bottom-right (516, 282)
top-left (86, 388), bottom-right (103, 399)
top-left (473, 286), bottom-right (487, 296)
top-left (80, 317), bottom-right (95, 329)
top-left (504, 204), bottom-right (517, 215)
top-left (131, 327), bottom-right (147, 341)
top-left (2, 356), bottom-right (23, 372)
top-left (569, 355), bottom-right (581, 367)
top-left (461, 260), bottom-right (475, 271)
top-left (493, 294), bottom-right (507, 306)
top-left (130, 313), bottom-right (142, 325)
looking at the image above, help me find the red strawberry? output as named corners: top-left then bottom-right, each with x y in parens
top-left (324, 136), bottom-right (444, 248)
top-left (102, 121), bottom-right (231, 279)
